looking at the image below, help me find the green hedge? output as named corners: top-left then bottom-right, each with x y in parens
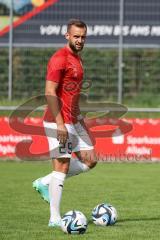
top-left (0, 47), bottom-right (160, 107)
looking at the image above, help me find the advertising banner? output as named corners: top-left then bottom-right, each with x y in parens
top-left (0, 117), bottom-right (160, 161)
top-left (0, 0), bottom-right (160, 46)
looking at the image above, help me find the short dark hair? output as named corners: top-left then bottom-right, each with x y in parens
top-left (67, 19), bottom-right (87, 32)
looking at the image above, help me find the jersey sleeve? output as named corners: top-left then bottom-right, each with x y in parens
top-left (46, 55), bottom-right (66, 83)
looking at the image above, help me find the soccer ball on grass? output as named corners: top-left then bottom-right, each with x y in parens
top-left (61, 210), bottom-right (88, 234)
top-left (92, 203), bottom-right (117, 226)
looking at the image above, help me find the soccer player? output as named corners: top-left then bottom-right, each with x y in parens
top-left (33, 19), bottom-right (97, 227)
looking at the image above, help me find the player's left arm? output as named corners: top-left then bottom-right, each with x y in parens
top-left (78, 114), bottom-right (89, 132)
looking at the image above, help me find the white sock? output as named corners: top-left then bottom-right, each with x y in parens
top-left (49, 171), bottom-right (66, 222)
top-left (40, 173), bottom-right (52, 185)
top-left (66, 158), bottom-right (90, 178)
top-left (40, 158), bottom-right (90, 185)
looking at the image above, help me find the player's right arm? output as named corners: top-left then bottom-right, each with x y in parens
top-left (45, 81), bottom-right (68, 144)
top-left (45, 55), bottom-right (68, 144)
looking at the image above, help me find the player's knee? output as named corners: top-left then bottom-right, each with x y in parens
top-left (86, 160), bottom-right (97, 169)
top-left (62, 164), bottom-right (70, 173)
top-left (54, 158), bottom-right (70, 173)
top-left (81, 151), bottom-right (97, 169)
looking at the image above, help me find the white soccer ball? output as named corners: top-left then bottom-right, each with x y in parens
top-left (92, 203), bottom-right (117, 226)
top-left (61, 210), bottom-right (88, 234)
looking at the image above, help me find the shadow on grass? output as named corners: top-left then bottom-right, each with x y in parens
top-left (118, 216), bottom-right (160, 223)
top-left (87, 216), bottom-right (160, 228)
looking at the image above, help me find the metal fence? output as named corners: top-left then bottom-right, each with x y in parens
top-left (0, 0), bottom-right (160, 109)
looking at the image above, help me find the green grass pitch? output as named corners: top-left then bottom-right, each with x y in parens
top-left (0, 161), bottom-right (160, 240)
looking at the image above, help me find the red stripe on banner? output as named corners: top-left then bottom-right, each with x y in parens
top-left (0, 117), bottom-right (160, 161)
top-left (0, 0), bottom-right (58, 37)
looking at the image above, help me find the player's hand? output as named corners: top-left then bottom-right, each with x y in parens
top-left (57, 124), bottom-right (68, 144)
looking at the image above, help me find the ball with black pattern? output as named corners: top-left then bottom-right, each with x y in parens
top-left (61, 210), bottom-right (88, 234)
top-left (92, 203), bottom-right (117, 226)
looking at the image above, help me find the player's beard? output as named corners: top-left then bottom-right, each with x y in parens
top-left (69, 41), bottom-right (84, 53)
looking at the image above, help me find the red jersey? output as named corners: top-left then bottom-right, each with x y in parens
top-left (43, 46), bottom-right (84, 123)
